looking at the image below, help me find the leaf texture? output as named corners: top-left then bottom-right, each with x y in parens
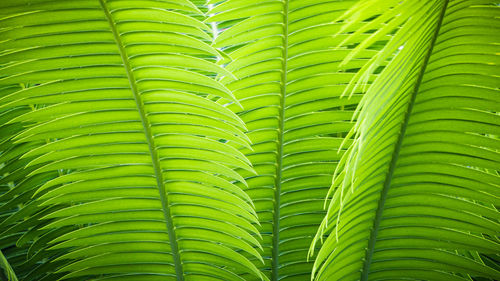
top-left (0, 0), bottom-right (265, 280)
top-left (207, 0), bottom-right (385, 279)
top-left (0, 249), bottom-right (18, 281)
top-left (313, 0), bottom-right (500, 280)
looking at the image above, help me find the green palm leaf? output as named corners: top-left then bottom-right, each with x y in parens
top-left (2, 0), bottom-right (498, 280)
top-left (313, 0), bottom-right (500, 280)
top-left (207, 0), bottom-right (388, 279)
top-left (0, 249), bottom-right (18, 281)
top-left (0, 83), bottom-right (51, 278)
top-left (0, 0), bottom-right (265, 280)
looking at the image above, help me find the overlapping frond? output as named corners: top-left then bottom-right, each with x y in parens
top-left (313, 0), bottom-right (500, 280)
top-left (0, 249), bottom-right (18, 281)
top-left (1, 0), bottom-right (498, 280)
top-left (206, 0), bottom-right (388, 279)
top-left (0, 83), bottom-right (53, 278)
top-left (0, 0), bottom-right (265, 280)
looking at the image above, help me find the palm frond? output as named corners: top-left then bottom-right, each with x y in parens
top-left (313, 0), bottom-right (500, 280)
top-left (0, 83), bottom-right (52, 279)
top-left (0, 249), bottom-right (18, 281)
top-left (0, 0), bottom-right (265, 280)
top-left (207, 0), bottom-right (388, 279)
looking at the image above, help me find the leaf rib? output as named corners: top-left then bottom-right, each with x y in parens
top-left (98, 1), bottom-right (184, 280)
top-left (360, 1), bottom-right (449, 280)
top-left (272, 1), bottom-right (289, 280)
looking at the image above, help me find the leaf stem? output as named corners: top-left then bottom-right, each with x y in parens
top-left (272, 1), bottom-right (289, 280)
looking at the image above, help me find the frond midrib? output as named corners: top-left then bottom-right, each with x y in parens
top-left (360, 1), bottom-right (449, 280)
top-left (272, 1), bottom-right (289, 280)
top-left (98, 1), bottom-right (184, 280)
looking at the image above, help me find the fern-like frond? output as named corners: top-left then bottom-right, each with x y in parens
top-left (0, 249), bottom-right (18, 281)
top-left (313, 1), bottom-right (500, 280)
top-left (0, 0), bottom-right (265, 280)
top-left (207, 0), bottom-right (387, 279)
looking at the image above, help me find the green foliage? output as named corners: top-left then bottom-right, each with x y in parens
top-left (0, 250), bottom-right (18, 281)
top-left (0, 0), bottom-right (498, 281)
top-left (206, 0), bottom-right (377, 279)
top-left (312, 1), bottom-right (500, 280)
top-left (0, 0), bottom-right (262, 280)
